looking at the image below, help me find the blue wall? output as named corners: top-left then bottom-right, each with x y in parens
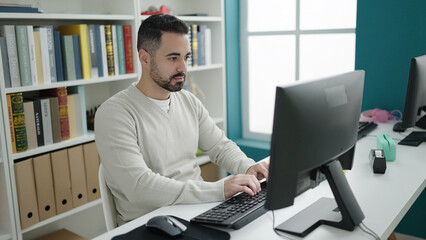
top-left (224, 0), bottom-right (426, 238)
top-left (356, 0), bottom-right (426, 112)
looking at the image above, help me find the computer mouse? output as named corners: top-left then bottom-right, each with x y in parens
top-left (146, 215), bottom-right (187, 238)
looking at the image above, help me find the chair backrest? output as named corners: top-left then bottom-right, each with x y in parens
top-left (99, 164), bottom-right (118, 231)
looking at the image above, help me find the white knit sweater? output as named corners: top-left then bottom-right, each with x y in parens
top-left (95, 83), bottom-right (255, 224)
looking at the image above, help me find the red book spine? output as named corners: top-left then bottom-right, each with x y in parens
top-left (42, 87), bottom-right (70, 140)
top-left (123, 25), bottom-right (134, 74)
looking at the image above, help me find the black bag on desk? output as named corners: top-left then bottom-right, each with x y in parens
top-left (112, 216), bottom-right (230, 240)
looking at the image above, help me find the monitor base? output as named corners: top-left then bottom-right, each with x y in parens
top-left (415, 115), bottom-right (426, 130)
top-left (275, 160), bottom-right (364, 237)
top-left (275, 197), bottom-right (341, 237)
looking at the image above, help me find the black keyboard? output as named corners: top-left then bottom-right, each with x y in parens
top-left (358, 121), bottom-right (377, 140)
top-left (190, 181), bottom-right (268, 229)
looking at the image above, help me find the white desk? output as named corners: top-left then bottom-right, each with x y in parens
top-left (94, 122), bottom-right (426, 240)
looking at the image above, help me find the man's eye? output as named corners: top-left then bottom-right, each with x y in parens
top-left (169, 57), bottom-right (177, 61)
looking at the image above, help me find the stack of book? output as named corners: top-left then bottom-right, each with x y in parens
top-left (0, 24), bottom-right (134, 88)
top-left (188, 24), bottom-right (212, 67)
top-left (6, 87), bottom-right (87, 153)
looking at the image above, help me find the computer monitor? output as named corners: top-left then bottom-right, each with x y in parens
top-left (265, 70), bottom-right (366, 237)
top-left (393, 54), bottom-right (426, 132)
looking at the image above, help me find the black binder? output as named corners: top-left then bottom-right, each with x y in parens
top-left (112, 216), bottom-right (230, 240)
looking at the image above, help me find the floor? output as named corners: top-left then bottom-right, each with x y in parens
top-left (395, 233), bottom-right (426, 240)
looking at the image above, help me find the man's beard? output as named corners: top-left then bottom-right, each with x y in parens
top-left (150, 61), bottom-right (185, 92)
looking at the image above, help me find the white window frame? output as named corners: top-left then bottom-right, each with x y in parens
top-left (240, 0), bottom-right (356, 141)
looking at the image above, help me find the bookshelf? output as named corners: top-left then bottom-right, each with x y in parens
top-left (0, 0), bottom-right (227, 239)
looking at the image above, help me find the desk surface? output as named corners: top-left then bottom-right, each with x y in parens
top-left (94, 122), bottom-right (426, 240)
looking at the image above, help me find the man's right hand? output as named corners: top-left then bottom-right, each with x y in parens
top-left (223, 174), bottom-right (261, 199)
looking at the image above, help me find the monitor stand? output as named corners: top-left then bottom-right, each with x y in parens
top-left (275, 160), bottom-right (365, 237)
top-left (415, 115), bottom-right (426, 129)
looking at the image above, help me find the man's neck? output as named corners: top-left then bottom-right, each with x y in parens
top-left (135, 76), bottom-right (171, 100)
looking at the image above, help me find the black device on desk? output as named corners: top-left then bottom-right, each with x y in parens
top-left (191, 181), bottom-right (268, 229)
top-left (358, 121), bottom-right (378, 140)
top-left (393, 55), bottom-right (426, 133)
top-left (265, 70), bottom-right (365, 237)
top-left (192, 71), bottom-right (366, 236)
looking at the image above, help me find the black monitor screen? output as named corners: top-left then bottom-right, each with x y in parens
top-left (265, 70), bottom-right (366, 237)
top-left (394, 54), bottom-right (426, 132)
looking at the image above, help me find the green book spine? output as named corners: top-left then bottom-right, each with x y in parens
top-left (10, 93), bottom-right (28, 152)
top-left (116, 25), bottom-right (125, 75)
top-left (15, 25), bottom-right (32, 86)
top-left (60, 35), bottom-right (76, 80)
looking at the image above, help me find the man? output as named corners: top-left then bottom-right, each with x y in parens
top-left (95, 14), bottom-right (269, 225)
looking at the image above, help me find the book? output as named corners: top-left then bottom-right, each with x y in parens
top-left (68, 86), bottom-right (87, 136)
top-left (197, 24), bottom-right (206, 66)
top-left (6, 94), bottom-right (16, 153)
top-left (15, 25), bottom-right (32, 86)
top-left (23, 100), bottom-right (37, 150)
top-left (48, 97), bottom-right (61, 143)
top-left (116, 25), bottom-right (126, 75)
top-left (44, 26), bottom-right (57, 83)
top-left (0, 37), bottom-right (11, 88)
top-left (32, 98), bottom-right (44, 147)
top-left (104, 25), bottom-right (115, 76)
top-left (38, 27), bottom-right (51, 84)
top-left (191, 24), bottom-right (198, 67)
top-left (42, 87), bottom-right (70, 141)
top-left (27, 25), bottom-right (38, 86)
top-left (67, 94), bottom-right (77, 138)
top-left (123, 25), bottom-right (134, 73)
top-left (205, 28), bottom-right (212, 65)
top-left (33, 29), bottom-right (44, 85)
top-left (60, 35), bottom-right (76, 81)
top-left (0, 6), bottom-right (39, 13)
top-left (0, 25), bottom-right (21, 87)
top-left (53, 31), bottom-right (64, 82)
top-left (87, 24), bottom-right (98, 78)
top-left (111, 25), bottom-right (119, 76)
top-left (58, 24), bottom-right (91, 79)
top-left (72, 35), bottom-right (83, 80)
top-left (40, 98), bottom-right (53, 145)
top-left (187, 25), bottom-right (193, 67)
top-left (93, 24), bottom-right (104, 77)
top-left (72, 93), bottom-right (84, 137)
top-left (10, 92), bottom-right (28, 152)
top-left (99, 25), bottom-right (108, 78)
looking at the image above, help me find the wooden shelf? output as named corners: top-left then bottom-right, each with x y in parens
top-left (188, 64), bottom-right (223, 73)
top-left (5, 74), bottom-right (138, 94)
top-left (12, 132), bottom-right (95, 161)
top-left (0, 13), bottom-right (134, 21)
top-left (21, 199), bottom-right (101, 234)
top-left (0, 229), bottom-right (12, 240)
top-left (140, 15), bottom-right (222, 22)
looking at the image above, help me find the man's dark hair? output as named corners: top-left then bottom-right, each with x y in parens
top-left (137, 14), bottom-right (189, 55)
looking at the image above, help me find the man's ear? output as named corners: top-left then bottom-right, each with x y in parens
top-left (139, 48), bottom-right (150, 66)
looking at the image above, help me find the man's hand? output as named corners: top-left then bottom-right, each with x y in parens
top-left (246, 161), bottom-right (269, 181)
top-left (224, 174), bottom-right (261, 199)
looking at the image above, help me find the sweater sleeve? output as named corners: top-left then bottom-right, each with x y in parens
top-left (95, 99), bottom-right (225, 221)
top-left (192, 95), bottom-right (256, 174)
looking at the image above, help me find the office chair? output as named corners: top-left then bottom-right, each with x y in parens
top-left (99, 164), bottom-right (118, 230)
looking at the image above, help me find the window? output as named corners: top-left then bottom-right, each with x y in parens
top-left (240, 0), bottom-right (357, 141)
